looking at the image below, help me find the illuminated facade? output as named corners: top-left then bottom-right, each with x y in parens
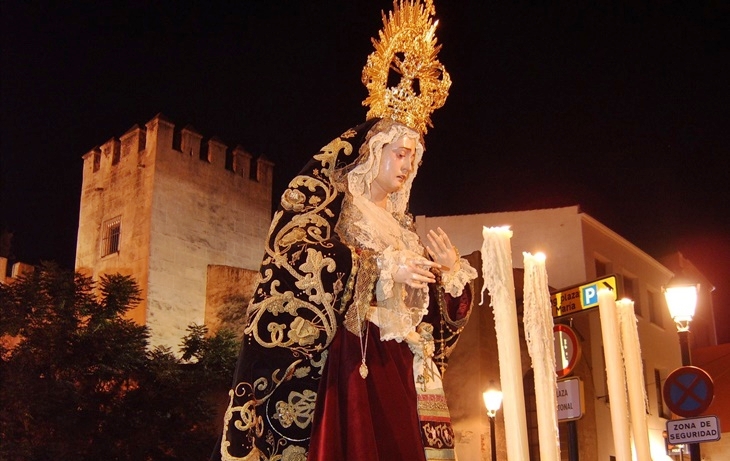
top-left (416, 206), bottom-right (719, 460)
top-left (75, 114), bottom-right (272, 350)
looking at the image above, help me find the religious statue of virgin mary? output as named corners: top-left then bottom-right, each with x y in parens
top-left (213, 2), bottom-right (478, 460)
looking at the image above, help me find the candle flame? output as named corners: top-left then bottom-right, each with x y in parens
top-left (482, 225), bottom-right (512, 238)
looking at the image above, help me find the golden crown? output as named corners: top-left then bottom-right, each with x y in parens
top-left (362, 0), bottom-right (451, 135)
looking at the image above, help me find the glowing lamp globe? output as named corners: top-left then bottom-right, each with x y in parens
top-left (483, 388), bottom-right (503, 418)
top-left (663, 277), bottom-right (699, 331)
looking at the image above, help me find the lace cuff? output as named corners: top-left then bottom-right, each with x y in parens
top-left (441, 258), bottom-right (478, 297)
top-left (377, 246), bottom-right (408, 299)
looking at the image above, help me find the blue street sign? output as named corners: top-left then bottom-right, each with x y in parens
top-left (663, 366), bottom-right (715, 417)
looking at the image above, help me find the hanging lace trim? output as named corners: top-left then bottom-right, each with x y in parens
top-left (343, 250), bottom-right (379, 337)
top-left (440, 258), bottom-right (478, 297)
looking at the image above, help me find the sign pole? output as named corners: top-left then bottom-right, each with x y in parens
top-left (679, 330), bottom-right (700, 461)
top-left (567, 420), bottom-right (579, 461)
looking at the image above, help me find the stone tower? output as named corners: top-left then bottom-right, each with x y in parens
top-left (75, 113), bottom-right (273, 350)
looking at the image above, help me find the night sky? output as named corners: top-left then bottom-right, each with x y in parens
top-left (2, 1), bottom-right (729, 341)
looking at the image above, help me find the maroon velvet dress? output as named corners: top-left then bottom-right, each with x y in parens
top-left (307, 287), bottom-right (472, 461)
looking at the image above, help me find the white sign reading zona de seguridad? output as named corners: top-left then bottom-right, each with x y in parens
top-left (666, 415), bottom-right (721, 444)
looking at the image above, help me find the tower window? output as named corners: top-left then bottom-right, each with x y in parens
top-left (101, 217), bottom-right (121, 256)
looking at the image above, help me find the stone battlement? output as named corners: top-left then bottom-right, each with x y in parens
top-left (0, 257), bottom-right (34, 284)
top-left (76, 113), bottom-right (274, 350)
top-left (82, 113), bottom-right (274, 187)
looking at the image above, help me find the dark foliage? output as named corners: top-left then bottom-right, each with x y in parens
top-left (0, 263), bottom-right (239, 461)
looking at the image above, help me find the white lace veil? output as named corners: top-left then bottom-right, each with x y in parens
top-left (345, 120), bottom-right (424, 215)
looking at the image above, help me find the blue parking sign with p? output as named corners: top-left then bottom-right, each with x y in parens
top-left (582, 284), bottom-right (599, 307)
top-left (551, 275), bottom-right (618, 318)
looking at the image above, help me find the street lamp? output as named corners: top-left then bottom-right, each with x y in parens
top-left (483, 384), bottom-right (503, 461)
top-left (664, 275), bottom-right (699, 368)
top-left (664, 275), bottom-right (700, 461)
top-left (664, 276), bottom-right (699, 329)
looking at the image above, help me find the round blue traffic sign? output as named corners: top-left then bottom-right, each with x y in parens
top-left (663, 366), bottom-right (714, 417)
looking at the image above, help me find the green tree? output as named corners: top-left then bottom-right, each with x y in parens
top-left (0, 263), bottom-right (239, 461)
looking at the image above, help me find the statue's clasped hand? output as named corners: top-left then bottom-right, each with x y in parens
top-left (393, 257), bottom-right (438, 289)
top-left (405, 329), bottom-right (435, 359)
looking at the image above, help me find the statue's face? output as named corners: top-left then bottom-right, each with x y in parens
top-left (372, 134), bottom-right (417, 197)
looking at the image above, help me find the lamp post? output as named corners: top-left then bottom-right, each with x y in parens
top-left (664, 275), bottom-right (700, 461)
top-left (483, 385), bottom-right (503, 461)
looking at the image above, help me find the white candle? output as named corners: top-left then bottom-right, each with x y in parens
top-left (523, 252), bottom-right (560, 461)
top-left (617, 298), bottom-right (652, 461)
top-left (597, 288), bottom-right (632, 461)
top-left (481, 226), bottom-right (529, 460)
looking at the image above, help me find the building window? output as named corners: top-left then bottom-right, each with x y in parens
top-left (595, 259), bottom-right (608, 277)
top-left (101, 217), bottom-right (121, 256)
top-left (648, 290), bottom-right (664, 327)
top-left (623, 275), bottom-right (641, 317)
top-left (654, 369), bottom-right (669, 418)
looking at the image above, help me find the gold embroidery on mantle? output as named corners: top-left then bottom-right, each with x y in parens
top-left (245, 135), bottom-right (356, 354)
top-left (221, 130), bottom-right (360, 461)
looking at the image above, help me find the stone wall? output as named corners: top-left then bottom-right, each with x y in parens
top-left (75, 124), bottom-right (154, 325)
top-left (75, 114), bottom-right (273, 351)
top-left (204, 264), bottom-right (259, 338)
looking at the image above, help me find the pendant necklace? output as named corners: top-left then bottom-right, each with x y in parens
top-left (358, 309), bottom-right (370, 379)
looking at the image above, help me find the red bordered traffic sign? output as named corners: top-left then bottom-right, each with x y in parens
top-left (554, 324), bottom-right (581, 378)
top-left (663, 366), bottom-right (714, 417)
